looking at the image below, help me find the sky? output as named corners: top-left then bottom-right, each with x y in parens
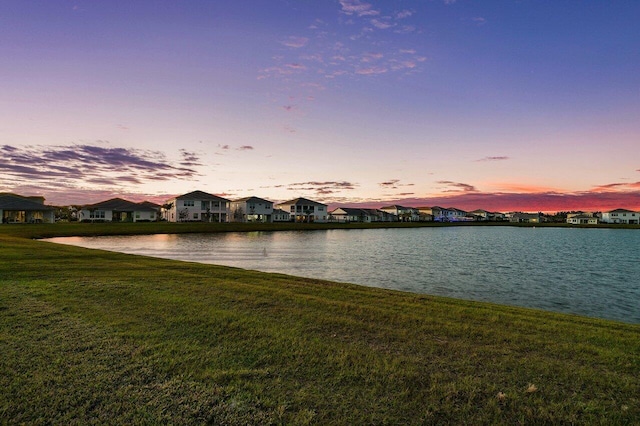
top-left (1, 0), bottom-right (639, 212)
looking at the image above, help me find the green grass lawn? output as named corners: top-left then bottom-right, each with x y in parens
top-left (1, 223), bottom-right (639, 424)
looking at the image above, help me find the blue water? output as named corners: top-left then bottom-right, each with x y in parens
top-left (46, 227), bottom-right (640, 323)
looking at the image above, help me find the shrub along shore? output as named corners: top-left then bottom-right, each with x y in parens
top-left (1, 222), bottom-right (638, 424)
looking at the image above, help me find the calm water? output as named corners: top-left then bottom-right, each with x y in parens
top-left (46, 227), bottom-right (640, 323)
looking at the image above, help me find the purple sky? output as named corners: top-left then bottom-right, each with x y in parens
top-left (1, 0), bottom-right (639, 211)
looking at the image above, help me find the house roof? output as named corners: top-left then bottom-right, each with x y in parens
top-left (570, 214), bottom-right (595, 219)
top-left (173, 190), bottom-right (231, 202)
top-left (83, 198), bottom-right (157, 212)
top-left (232, 196), bottom-right (273, 204)
top-left (331, 207), bottom-right (370, 216)
top-left (0, 194), bottom-right (55, 211)
top-left (277, 197), bottom-right (327, 207)
top-left (607, 208), bottom-right (636, 213)
top-left (272, 208), bottom-right (290, 215)
top-left (138, 201), bottom-right (161, 209)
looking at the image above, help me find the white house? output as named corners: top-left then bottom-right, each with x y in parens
top-left (601, 208), bottom-right (639, 224)
top-left (230, 196), bottom-right (274, 223)
top-left (272, 208), bottom-right (291, 222)
top-left (276, 197), bottom-right (328, 223)
top-left (79, 198), bottom-right (159, 222)
top-left (0, 193), bottom-right (55, 224)
top-left (163, 190), bottom-right (230, 222)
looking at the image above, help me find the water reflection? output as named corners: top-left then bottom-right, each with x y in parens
top-left (46, 227), bottom-right (640, 323)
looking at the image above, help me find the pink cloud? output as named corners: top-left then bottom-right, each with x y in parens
top-left (280, 36), bottom-right (309, 48)
top-left (356, 66), bottom-right (388, 75)
top-left (339, 0), bottom-right (379, 17)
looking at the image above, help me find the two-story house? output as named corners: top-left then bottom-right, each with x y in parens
top-left (601, 208), bottom-right (639, 224)
top-left (163, 190), bottom-right (230, 222)
top-left (230, 196), bottom-right (274, 223)
top-left (276, 197), bottom-right (328, 223)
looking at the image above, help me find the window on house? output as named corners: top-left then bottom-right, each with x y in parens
top-left (184, 200), bottom-right (195, 207)
top-left (193, 213), bottom-right (199, 219)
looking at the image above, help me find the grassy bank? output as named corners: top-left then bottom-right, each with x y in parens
top-left (1, 224), bottom-right (639, 424)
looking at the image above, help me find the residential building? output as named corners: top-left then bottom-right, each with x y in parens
top-left (509, 213), bottom-right (541, 223)
top-left (272, 208), bottom-right (291, 222)
top-left (368, 209), bottom-right (397, 222)
top-left (380, 205), bottom-right (419, 221)
top-left (419, 206), bottom-right (468, 222)
top-left (230, 196), bottom-right (274, 223)
top-left (566, 214), bottom-right (599, 225)
top-left (448, 207), bottom-right (469, 221)
top-left (0, 193), bottom-right (55, 224)
top-left (276, 197), bottom-right (328, 223)
top-left (79, 198), bottom-right (159, 222)
top-left (471, 209), bottom-right (494, 221)
top-left (329, 207), bottom-right (374, 223)
top-left (163, 190), bottom-right (230, 222)
top-left (601, 208), bottom-right (639, 224)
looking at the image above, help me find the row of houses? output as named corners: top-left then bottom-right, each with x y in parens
top-left (1, 191), bottom-right (639, 225)
top-left (566, 210), bottom-right (640, 225)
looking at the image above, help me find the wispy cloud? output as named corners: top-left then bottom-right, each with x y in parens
top-left (471, 17), bottom-right (487, 26)
top-left (280, 36), bottom-right (309, 48)
top-left (237, 145), bottom-right (254, 151)
top-left (379, 179), bottom-right (415, 189)
top-left (591, 181), bottom-right (640, 192)
top-left (287, 180), bottom-right (358, 196)
top-left (339, 0), bottom-right (379, 17)
top-left (355, 66), bottom-right (388, 75)
top-left (396, 10), bottom-right (413, 19)
top-left (475, 156), bottom-right (510, 162)
top-left (370, 18), bottom-right (394, 29)
top-left (437, 180), bottom-right (478, 193)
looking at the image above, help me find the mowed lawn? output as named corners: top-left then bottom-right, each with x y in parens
top-left (1, 223), bottom-right (639, 424)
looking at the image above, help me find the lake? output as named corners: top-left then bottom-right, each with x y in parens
top-left (46, 226), bottom-right (640, 323)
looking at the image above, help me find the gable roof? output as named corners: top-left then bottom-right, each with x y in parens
top-left (174, 190), bottom-right (230, 202)
top-left (232, 196), bottom-right (273, 204)
top-left (607, 208), bottom-right (636, 213)
top-left (83, 198), bottom-right (157, 212)
top-left (331, 207), bottom-right (371, 216)
top-left (0, 194), bottom-right (54, 211)
top-left (277, 197), bottom-right (327, 207)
